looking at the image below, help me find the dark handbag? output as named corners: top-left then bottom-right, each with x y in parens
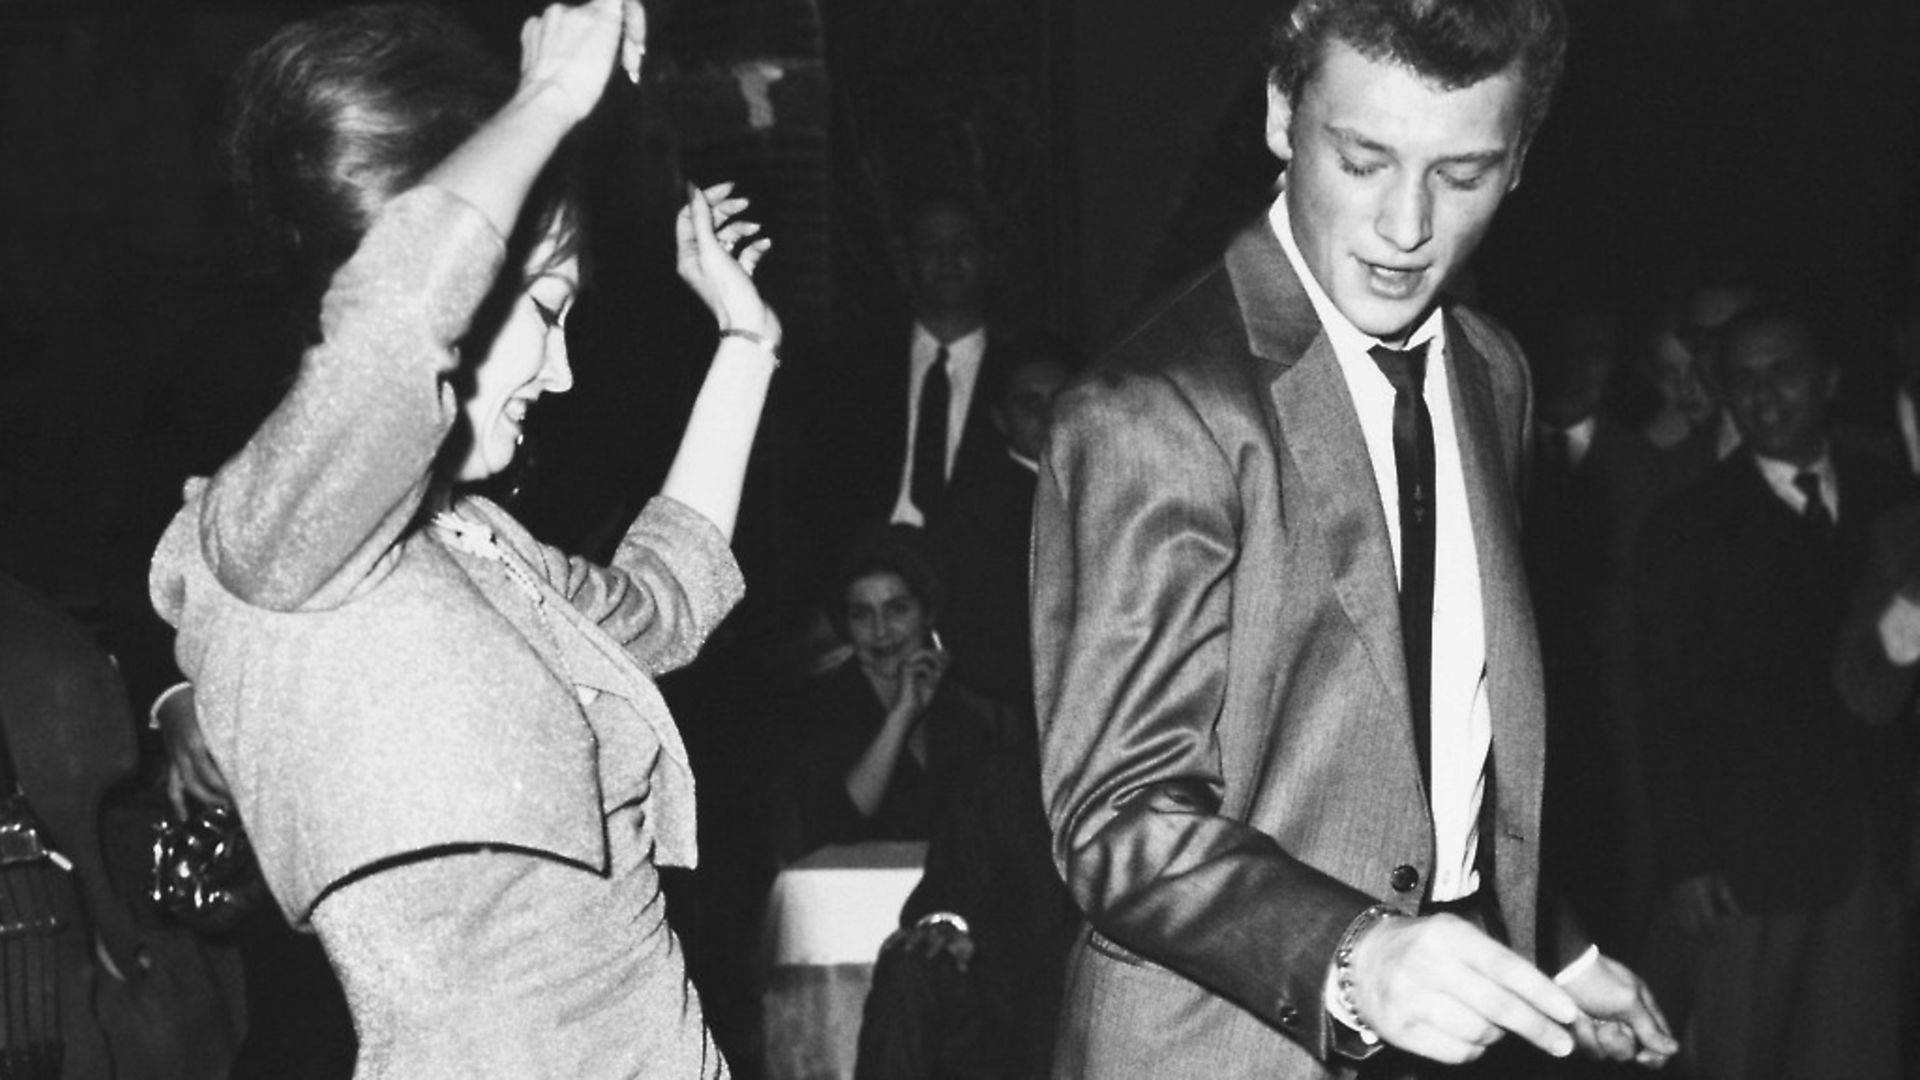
top-left (148, 799), bottom-right (263, 936)
top-left (0, 707), bottom-right (75, 1080)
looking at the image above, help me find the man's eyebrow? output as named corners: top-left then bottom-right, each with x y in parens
top-left (1325, 124), bottom-right (1509, 167)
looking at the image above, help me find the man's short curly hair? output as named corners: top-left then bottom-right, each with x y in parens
top-left (1267, 0), bottom-right (1568, 149)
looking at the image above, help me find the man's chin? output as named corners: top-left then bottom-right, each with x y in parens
top-left (1338, 293), bottom-right (1436, 346)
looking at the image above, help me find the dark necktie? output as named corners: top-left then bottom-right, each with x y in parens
top-left (1370, 342), bottom-right (1436, 795)
top-left (1795, 470), bottom-right (1834, 539)
top-left (911, 346), bottom-right (951, 518)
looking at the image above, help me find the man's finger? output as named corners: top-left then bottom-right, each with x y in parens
top-left (1454, 974), bottom-right (1575, 1058)
top-left (1620, 986), bottom-right (1680, 1058)
top-left (1388, 993), bottom-right (1503, 1066)
top-left (1466, 938), bottom-right (1581, 1028)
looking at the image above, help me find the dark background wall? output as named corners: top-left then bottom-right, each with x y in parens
top-left (0, 0), bottom-right (1916, 616)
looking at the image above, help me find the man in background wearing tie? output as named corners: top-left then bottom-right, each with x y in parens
top-left (887, 197), bottom-right (1011, 531)
top-left (1030, 0), bottom-right (1674, 1076)
top-left (1634, 301), bottom-right (1912, 1078)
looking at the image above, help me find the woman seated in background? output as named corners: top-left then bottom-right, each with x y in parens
top-left (787, 527), bottom-right (1019, 857)
top-left (148, 1), bottom-right (779, 1075)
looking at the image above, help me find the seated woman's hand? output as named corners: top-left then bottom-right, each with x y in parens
top-left (519, 0), bottom-right (644, 123)
top-left (893, 644), bottom-right (949, 717)
top-left (677, 181), bottom-right (780, 346)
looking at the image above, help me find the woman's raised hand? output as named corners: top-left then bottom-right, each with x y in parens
top-left (677, 181), bottom-right (781, 346)
top-left (519, 0), bottom-right (646, 124)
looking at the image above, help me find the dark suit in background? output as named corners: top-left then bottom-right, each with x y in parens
top-left (1634, 446), bottom-right (1911, 1078)
top-left (1525, 414), bottom-right (1664, 957)
top-left (933, 448), bottom-right (1038, 710)
top-left (821, 318), bottom-right (1019, 535)
top-left (855, 739), bottom-right (1082, 1079)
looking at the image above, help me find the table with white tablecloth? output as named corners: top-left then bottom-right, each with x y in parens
top-left (757, 841), bottom-right (926, 1080)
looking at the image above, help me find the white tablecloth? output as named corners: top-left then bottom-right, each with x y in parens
top-left (762, 840), bottom-right (927, 966)
top-left (758, 841), bottom-right (927, 1080)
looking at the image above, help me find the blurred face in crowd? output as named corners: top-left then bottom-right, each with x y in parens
top-left (908, 205), bottom-right (988, 318)
top-left (845, 571), bottom-right (932, 682)
top-left (1676, 282), bottom-right (1757, 369)
top-left (458, 229), bottom-right (579, 482)
top-left (1719, 317), bottom-right (1837, 467)
top-left (996, 359), bottom-right (1071, 463)
top-left (1268, 39), bottom-right (1527, 345)
top-left (1648, 328), bottom-right (1719, 427)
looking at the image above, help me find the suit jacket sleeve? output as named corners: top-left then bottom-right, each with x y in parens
top-left (1032, 365), bottom-right (1374, 1056)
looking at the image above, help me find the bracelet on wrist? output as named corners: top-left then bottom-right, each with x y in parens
top-left (718, 326), bottom-right (781, 367)
top-left (1335, 903), bottom-right (1404, 1035)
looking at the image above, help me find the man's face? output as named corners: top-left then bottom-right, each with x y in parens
top-left (1268, 41), bottom-right (1527, 344)
top-left (996, 359), bottom-right (1071, 462)
top-left (1720, 319), bottom-right (1837, 466)
top-left (909, 206), bottom-right (987, 315)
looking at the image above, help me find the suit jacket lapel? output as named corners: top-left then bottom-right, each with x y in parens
top-left (1225, 222), bottom-right (1413, 733)
top-left (1444, 312), bottom-right (1543, 842)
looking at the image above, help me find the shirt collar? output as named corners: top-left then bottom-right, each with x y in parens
top-left (1752, 446), bottom-right (1836, 515)
top-left (913, 322), bottom-right (987, 364)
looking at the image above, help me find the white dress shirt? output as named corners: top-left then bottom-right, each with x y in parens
top-left (890, 323), bottom-right (987, 526)
top-left (1271, 196), bottom-right (1490, 904)
top-left (1753, 449), bottom-right (1839, 524)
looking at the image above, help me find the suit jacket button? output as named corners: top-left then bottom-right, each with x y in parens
top-left (1390, 864), bottom-right (1420, 893)
top-left (1278, 1004), bottom-right (1300, 1027)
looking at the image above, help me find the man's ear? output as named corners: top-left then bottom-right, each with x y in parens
top-left (1264, 81), bottom-right (1294, 163)
top-left (989, 404), bottom-right (1010, 438)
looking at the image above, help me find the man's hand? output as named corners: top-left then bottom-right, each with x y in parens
top-left (1347, 913), bottom-right (1579, 1064)
top-left (1876, 590), bottom-right (1920, 666)
top-left (881, 916), bottom-right (975, 974)
top-left (1560, 952), bottom-right (1679, 1067)
top-left (1669, 873), bottom-right (1740, 939)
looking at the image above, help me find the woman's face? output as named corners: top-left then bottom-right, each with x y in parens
top-left (456, 230), bottom-right (580, 482)
top-left (845, 571), bottom-right (931, 679)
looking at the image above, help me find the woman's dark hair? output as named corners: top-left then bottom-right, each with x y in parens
top-left (825, 526), bottom-right (948, 642)
top-left (225, 3), bottom-right (583, 321)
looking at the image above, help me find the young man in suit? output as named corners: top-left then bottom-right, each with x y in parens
top-left (1635, 304), bottom-right (1912, 1078)
top-left (1031, 2), bottom-right (1676, 1076)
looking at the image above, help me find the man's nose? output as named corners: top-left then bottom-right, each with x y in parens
top-left (1376, 173), bottom-right (1433, 252)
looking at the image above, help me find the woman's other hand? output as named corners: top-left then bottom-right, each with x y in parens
top-left (677, 181), bottom-right (781, 346)
top-left (156, 686), bottom-right (232, 819)
top-left (518, 0), bottom-right (642, 124)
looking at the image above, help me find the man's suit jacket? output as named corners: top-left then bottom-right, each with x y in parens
top-left (1031, 218), bottom-right (1555, 1079)
top-left (819, 318), bottom-right (1020, 540)
top-left (1634, 449), bottom-right (1912, 912)
top-left (935, 450), bottom-right (1040, 709)
top-left (1525, 416), bottom-right (1664, 955)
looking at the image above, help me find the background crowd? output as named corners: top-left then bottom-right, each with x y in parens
top-left (1, 0), bottom-right (1919, 1078)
